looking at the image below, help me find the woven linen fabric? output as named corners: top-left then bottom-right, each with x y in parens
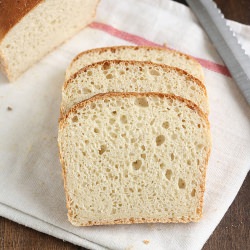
top-left (0, 0), bottom-right (249, 249)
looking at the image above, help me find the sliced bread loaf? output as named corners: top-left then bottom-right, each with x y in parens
top-left (0, 0), bottom-right (99, 81)
top-left (58, 92), bottom-right (211, 226)
top-left (61, 60), bottom-right (208, 116)
top-left (65, 46), bottom-right (204, 82)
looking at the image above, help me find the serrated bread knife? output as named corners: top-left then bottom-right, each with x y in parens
top-left (186, 0), bottom-right (250, 105)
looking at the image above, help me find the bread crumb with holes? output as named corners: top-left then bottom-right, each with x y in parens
top-left (143, 240), bottom-right (150, 245)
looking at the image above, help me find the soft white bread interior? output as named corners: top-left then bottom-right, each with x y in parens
top-left (58, 92), bottom-right (211, 226)
top-left (61, 60), bottom-right (208, 116)
top-left (65, 46), bottom-right (204, 82)
top-left (0, 0), bottom-right (99, 81)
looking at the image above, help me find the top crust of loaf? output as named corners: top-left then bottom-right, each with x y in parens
top-left (72, 46), bottom-right (198, 67)
top-left (0, 0), bottom-right (43, 42)
top-left (68, 45), bottom-right (204, 81)
top-left (60, 92), bottom-right (209, 129)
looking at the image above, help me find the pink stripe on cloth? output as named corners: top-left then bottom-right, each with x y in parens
top-left (89, 22), bottom-right (231, 77)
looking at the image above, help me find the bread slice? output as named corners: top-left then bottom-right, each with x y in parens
top-left (0, 0), bottom-right (99, 81)
top-left (58, 92), bottom-right (211, 226)
top-left (65, 46), bottom-right (204, 82)
top-left (61, 60), bottom-right (208, 116)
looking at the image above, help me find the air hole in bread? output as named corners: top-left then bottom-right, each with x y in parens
top-left (160, 163), bottom-right (165, 169)
top-left (90, 103), bottom-right (96, 109)
top-left (94, 128), bottom-right (99, 133)
top-left (150, 119), bottom-right (155, 126)
top-left (191, 189), bottom-right (196, 197)
top-left (85, 140), bottom-right (89, 145)
top-left (112, 111), bottom-right (117, 115)
top-left (102, 62), bottom-right (111, 70)
top-left (156, 135), bottom-right (165, 146)
top-left (106, 74), bottom-right (113, 79)
top-left (99, 145), bottom-right (107, 155)
top-left (197, 144), bottom-right (204, 150)
top-left (87, 71), bottom-right (92, 76)
top-left (119, 70), bottom-right (125, 75)
top-left (170, 153), bottom-right (175, 161)
top-left (132, 160), bottom-right (142, 170)
top-left (167, 85), bottom-right (171, 90)
top-left (162, 121), bottom-right (169, 129)
top-left (187, 160), bottom-right (191, 165)
top-left (77, 90), bottom-right (81, 94)
top-left (124, 169), bottom-right (128, 178)
top-left (135, 98), bottom-right (149, 107)
top-left (178, 178), bottom-right (186, 189)
top-left (120, 115), bottom-right (127, 124)
top-left (197, 159), bottom-right (200, 165)
top-left (165, 169), bottom-right (172, 180)
top-left (191, 86), bottom-right (195, 91)
top-left (83, 88), bottom-right (91, 94)
top-left (141, 153), bottom-right (146, 160)
top-left (198, 124), bottom-right (201, 128)
top-left (149, 69), bottom-right (160, 76)
top-left (141, 145), bottom-right (145, 151)
top-left (156, 57), bottom-right (163, 62)
top-left (72, 116), bottom-right (78, 122)
top-left (182, 125), bottom-right (186, 129)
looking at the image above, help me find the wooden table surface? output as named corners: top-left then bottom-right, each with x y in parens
top-left (1, 0), bottom-right (249, 249)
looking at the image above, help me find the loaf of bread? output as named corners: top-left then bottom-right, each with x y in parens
top-left (65, 46), bottom-right (204, 82)
top-left (0, 0), bottom-right (99, 81)
top-left (58, 92), bottom-right (211, 226)
top-left (61, 60), bottom-right (208, 116)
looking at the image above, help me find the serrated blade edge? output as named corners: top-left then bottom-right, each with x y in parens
top-left (186, 0), bottom-right (250, 105)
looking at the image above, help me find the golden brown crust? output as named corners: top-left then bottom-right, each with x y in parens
top-left (0, 0), bottom-right (43, 42)
top-left (64, 59), bottom-right (206, 92)
top-left (70, 215), bottom-right (200, 227)
top-left (59, 92), bottom-right (211, 226)
top-left (68, 45), bottom-right (204, 81)
top-left (70, 45), bottom-right (201, 70)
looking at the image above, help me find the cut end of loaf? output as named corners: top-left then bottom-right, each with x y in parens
top-left (58, 93), bottom-right (211, 226)
top-left (0, 0), bottom-right (99, 81)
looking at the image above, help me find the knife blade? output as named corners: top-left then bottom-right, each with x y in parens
top-left (186, 0), bottom-right (250, 105)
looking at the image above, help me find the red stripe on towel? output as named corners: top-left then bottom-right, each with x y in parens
top-left (89, 22), bottom-right (231, 77)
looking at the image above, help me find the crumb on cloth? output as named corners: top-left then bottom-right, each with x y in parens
top-left (143, 240), bottom-right (150, 245)
top-left (7, 106), bottom-right (12, 111)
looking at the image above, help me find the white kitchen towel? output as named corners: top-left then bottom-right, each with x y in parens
top-left (0, 0), bottom-right (249, 249)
